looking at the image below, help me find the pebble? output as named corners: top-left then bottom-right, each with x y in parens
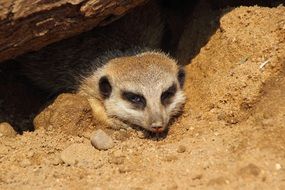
top-left (275, 163), bottom-right (282, 170)
top-left (51, 155), bottom-right (63, 166)
top-left (26, 150), bottom-right (34, 158)
top-left (136, 131), bottom-right (145, 139)
top-left (118, 165), bottom-right (133, 173)
top-left (261, 118), bottom-right (274, 126)
top-left (214, 132), bottom-right (220, 136)
top-left (90, 129), bottom-right (114, 150)
top-left (163, 155), bottom-right (178, 162)
top-left (113, 149), bottom-right (124, 157)
top-left (19, 158), bottom-right (32, 168)
top-left (113, 130), bottom-right (130, 141)
top-left (60, 143), bottom-right (97, 166)
top-left (109, 155), bottom-right (125, 165)
top-left (207, 176), bottom-right (230, 186)
top-left (109, 150), bottom-right (125, 165)
top-left (238, 163), bottom-right (261, 178)
top-left (0, 122), bottom-right (17, 137)
top-left (177, 145), bottom-right (186, 153)
top-left (192, 174), bottom-right (203, 180)
top-left (81, 131), bottom-right (92, 139)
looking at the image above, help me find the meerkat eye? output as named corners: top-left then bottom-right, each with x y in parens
top-left (121, 91), bottom-right (146, 109)
top-left (177, 68), bottom-right (185, 88)
top-left (161, 84), bottom-right (177, 106)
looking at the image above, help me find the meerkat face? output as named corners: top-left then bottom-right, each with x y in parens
top-left (94, 51), bottom-right (186, 133)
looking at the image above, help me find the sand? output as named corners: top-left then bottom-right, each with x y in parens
top-left (0, 3), bottom-right (285, 190)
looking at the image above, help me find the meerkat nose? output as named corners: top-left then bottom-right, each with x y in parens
top-left (150, 124), bottom-right (164, 133)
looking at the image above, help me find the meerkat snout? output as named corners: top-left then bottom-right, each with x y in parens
top-left (149, 121), bottom-right (164, 133)
top-left (80, 51), bottom-right (186, 133)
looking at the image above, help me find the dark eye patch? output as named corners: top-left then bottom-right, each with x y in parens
top-left (121, 91), bottom-right (146, 109)
top-left (161, 83), bottom-right (177, 106)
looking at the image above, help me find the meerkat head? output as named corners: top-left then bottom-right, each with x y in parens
top-left (82, 51), bottom-right (186, 133)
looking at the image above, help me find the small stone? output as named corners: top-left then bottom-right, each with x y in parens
top-left (217, 112), bottom-right (239, 124)
top-left (207, 176), bottom-right (230, 186)
top-left (126, 127), bottom-right (135, 132)
top-left (214, 132), bottom-right (219, 136)
top-left (261, 119), bottom-right (274, 126)
top-left (136, 131), bottom-right (145, 139)
top-left (109, 155), bottom-right (125, 165)
top-left (26, 150), bottom-right (34, 158)
top-left (192, 174), bottom-right (203, 180)
top-left (0, 122), bottom-right (17, 137)
top-left (118, 165), bottom-right (132, 173)
top-left (60, 143), bottom-right (97, 166)
top-left (52, 155), bottom-right (63, 166)
top-left (81, 131), bottom-right (92, 139)
top-left (91, 129), bottom-right (114, 150)
top-left (109, 150), bottom-right (125, 165)
top-left (207, 103), bottom-right (215, 111)
top-left (113, 130), bottom-right (130, 141)
top-left (113, 149), bottom-right (123, 157)
top-left (238, 163), bottom-right (261, 178)
top-left (275, 163), bottom-right (282, 170)
top-left (177, 145), bottom-right (186, 153)
top-left (240, 102), bottom-right (252, 110)
top-left (19, 159), bottom-right (32, 167)
top-left (163, 155), bottom-right (178, 162)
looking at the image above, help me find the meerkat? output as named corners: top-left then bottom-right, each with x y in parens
top-left (19, 1), bottom-right (186, 133)
top-left (79, 50), bottom-right (186, 133)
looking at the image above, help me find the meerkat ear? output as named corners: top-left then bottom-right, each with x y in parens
top-left (99, 76), bottom-right (112, 98)
top-left (177, 68), bottom-right (185, 88)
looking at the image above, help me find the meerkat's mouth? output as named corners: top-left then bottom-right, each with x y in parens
top-left (108, 115), bottom-right (168, 134)
top-left (110, 116), bottom-right (169, 140)
top-left (148, 126), bottom-right (165, 133)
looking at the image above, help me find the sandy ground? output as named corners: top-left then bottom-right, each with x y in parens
top-left (0, 3), bottom-right (285, 190)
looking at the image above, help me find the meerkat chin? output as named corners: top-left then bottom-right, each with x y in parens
top-left (79, 51), bottom-right (186, 133)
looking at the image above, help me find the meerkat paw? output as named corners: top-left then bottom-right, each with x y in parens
top-left (87, 98), bottom-right (130, 130)
top-left (87, 98), bottom-right (109, 126)
top-left (106, 117), bottom-right (131, 130)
